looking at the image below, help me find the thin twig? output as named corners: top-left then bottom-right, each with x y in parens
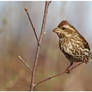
top-left (25, 8), bottom-right (39, 45)
top-left (18, 56), bottom-right (32, 72)
top-left (34, 62), bottom-right (83, 89)
top-left (30, 1), bottom-right (51, 91)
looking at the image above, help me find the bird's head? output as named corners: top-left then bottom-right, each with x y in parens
top-left (53, 20), bottom-right (77, 38)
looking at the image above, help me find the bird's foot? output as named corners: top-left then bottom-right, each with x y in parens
top-left (84, 58), bottom-right (89, 64)
top-left (65, 68), bottom-right (70, 74)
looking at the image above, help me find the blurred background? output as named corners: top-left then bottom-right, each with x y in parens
top-left (0, 1), bottom-right (92, 91)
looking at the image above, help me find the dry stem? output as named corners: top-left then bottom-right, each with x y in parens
top-left (30, 1), bottom-right (51, 90)
top-left (18, 56), bottom-right (32, 72)
top-left (25, 8), bottom-right (39, 45)
top-left (34, 62), bottom-right (83, 89)
top-left (23, 1), bottom-right (84, 91)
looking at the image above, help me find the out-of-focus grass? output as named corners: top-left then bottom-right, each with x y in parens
top-left (0, 31), bottom-right (92, 91)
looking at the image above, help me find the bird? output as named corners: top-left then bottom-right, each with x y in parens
top-left (53, 20), bottom-right (92, 73)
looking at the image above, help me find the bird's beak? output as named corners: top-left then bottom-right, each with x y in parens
top-left (52, 28), bottom-right (57, 33)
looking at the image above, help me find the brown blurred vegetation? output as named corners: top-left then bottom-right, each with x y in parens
top-left (0, 1), bottom-right (92, 91)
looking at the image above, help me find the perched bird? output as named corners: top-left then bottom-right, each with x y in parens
top-left (53, 20), bottom-right (92, 73)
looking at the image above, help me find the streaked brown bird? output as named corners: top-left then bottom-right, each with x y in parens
top-left (53, 20), bottom-right (92, 73)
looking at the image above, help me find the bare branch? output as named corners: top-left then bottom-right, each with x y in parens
top-left (34, 62), bottom-right (83, 89)
top-left (23, 1), bottom-right (85, 91)
top-left (30, 1), bottom-right (51, 91)
top-left (18, 56), bottom-right (32, 72)
top-left (24, 8), bottom-right (39, 45)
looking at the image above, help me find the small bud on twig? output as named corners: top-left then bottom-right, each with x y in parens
top-left (25, 8), bottom-right (28, 12)
top-left (44, 32), bottom-right (46, 35)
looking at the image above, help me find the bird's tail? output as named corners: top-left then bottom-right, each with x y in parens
top-left (89, 52), bottom-right (92, 59)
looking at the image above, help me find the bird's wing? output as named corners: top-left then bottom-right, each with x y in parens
top-left (78, 33), bottom-right (90, 50)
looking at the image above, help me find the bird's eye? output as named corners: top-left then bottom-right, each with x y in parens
top-left (62, 27), bottom-right (66, 30)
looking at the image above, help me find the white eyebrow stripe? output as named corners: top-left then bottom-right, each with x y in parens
top-left (63, 25), bottom-right (75, 32)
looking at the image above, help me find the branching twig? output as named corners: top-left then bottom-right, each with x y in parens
top-left (23, 1), bottom-right (84, 91)
top-left (25, 8), bottom-right (39, 45)
top-left (34, 62), bottom-right (83, 89)
top-left (18, 56), bottom-right (32, 72)
top-left (30, 1), bottom-right (51, 91)
top-left (17, 1), bottom-right (87, 91)
top-left (21, 1), bottom-right (86, 91)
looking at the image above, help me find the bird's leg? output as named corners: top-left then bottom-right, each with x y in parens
top-left (71, 61), bottom-right (82, 68)
top-left (68, 61), bottom-right (83, 73)
top-left (84, 58), bottom-right (88, 64)
top-left (65, 61), bottom-right (73, 73)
